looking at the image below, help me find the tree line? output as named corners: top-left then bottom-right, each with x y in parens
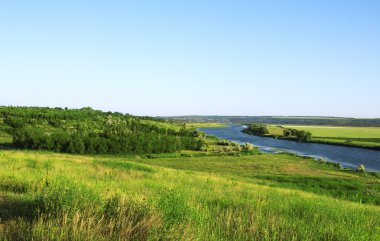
top-left (282, 128), bottom-right (312, 142)
top-left (0, 106), bottom-right (205, 154)
top-left (242, 123), bottom-right (312, 142)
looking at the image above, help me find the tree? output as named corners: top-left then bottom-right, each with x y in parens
top-left (283, 129), bottom-right (292, 137)
top-left (244, 124), bottom-right (269, 136)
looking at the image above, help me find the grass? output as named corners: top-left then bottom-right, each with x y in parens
top-left (140, 120), bottom-right (227, 131)
top-left (0, 150), bottom-right (379, 240)
top-left (264, 125), bottom-right (380, 148)
top-left (283, 125), bottom-right (380, 139)
top-left (186, 122), bottom-right (227, 128)
top-left (0, 131), bottom-right (12, 149)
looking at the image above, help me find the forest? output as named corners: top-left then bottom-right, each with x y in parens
top-left (0, 106), bottom-right (205, 154)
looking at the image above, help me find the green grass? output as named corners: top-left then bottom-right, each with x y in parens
top-left (0, 150), bottom-right (379, 240)
top-left (264, 125), bottom-right (380, 148)
top-left (187, 122), bottom-right (227, 128)
top-left (283, 125), bottom-right (380, 138)
top-left (267, 125), bottom-right (286, 136)
top-left (140, 120), bottom-right (227, 131)
top-left (0, 131), bottom-right (12, 149)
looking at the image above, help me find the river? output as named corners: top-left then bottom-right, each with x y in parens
top-left (200, 125), bottom-right (380, 172)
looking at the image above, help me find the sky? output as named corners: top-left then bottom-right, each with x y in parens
top-left (1, 1), bottom-right (379, 117)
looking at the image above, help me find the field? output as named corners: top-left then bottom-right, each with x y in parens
top-left (168, 116), bottom-right (380, 127)
top-left (0, 150), bottom-right (379, 240)
top-left (141, 120), bottom-right (226, 131)
top-left (186, 122), bottom-right (227, 128)
top-left (284, 125), bottom-right (380, 138)
top-left (266, 125), bottom-right (380, 148)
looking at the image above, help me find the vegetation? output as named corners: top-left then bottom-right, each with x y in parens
top-left (258, 125), bottom-right (380, 149)
top-left (243, 124), bottom-right (312, 142)
top-left (0, 150), bottom-right (379, 240)
top-left (0, 106), bottom-right (205, 154)
top-left (357, 165), bottom-right (366, 173)
top-left (1, 107), bottom-right (379, 240)
top-left (283, 125), bottom-right (380, 148)
top-left (242, 123), bottom-right (269, 136)
top-left (167, 116), bottom-right (380, 127)
top-left (185, 122), bottom-right (227, 128)
top-left (282, 128), bottom-right (312, 142)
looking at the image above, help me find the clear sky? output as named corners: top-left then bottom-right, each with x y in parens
top-left (1, 1), bottom-right (379, 117)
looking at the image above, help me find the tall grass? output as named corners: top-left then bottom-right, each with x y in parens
top-left (0, 150), bottom-right (379, 240)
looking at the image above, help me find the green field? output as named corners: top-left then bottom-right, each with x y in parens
top-left (137, 120), bottom-right (226, 131)
top-left (284, 125), bottom-right (380, 148)
top-left (284, 125), bottom-right (380, 138)
top-left (0, 150), bottom-right (379, 240)
top-left (264, 125), bottom-right (380, 148)
top-left (186, 122), bottom-right (227, 128)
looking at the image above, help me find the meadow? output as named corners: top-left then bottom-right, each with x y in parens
top-left (141, 120), bottom-right (227, 130)
top-left (266, 125), bottom-right (380, 149)
top-left (0, 150), bottom-right (379, 240)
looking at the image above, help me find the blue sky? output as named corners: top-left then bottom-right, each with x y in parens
top-left (1, 1), bottom-right (379, 117)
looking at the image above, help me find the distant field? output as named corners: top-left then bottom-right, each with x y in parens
top-left (187, 122), bottom-right (227, 128)
top-left (269, 125), bottom-right (380, 148)
top-left (168, 116), bottom-right (380, 126)
top-left (284, 125), bottom-right (380, 138)
top-left (141, 120), bottom-right (227, 130)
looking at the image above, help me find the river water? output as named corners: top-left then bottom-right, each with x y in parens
top-left (200, 125), bottom-right (380, 172)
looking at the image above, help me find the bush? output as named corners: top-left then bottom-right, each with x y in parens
top-left (357, 165), bottom-right (365, 173)
top-left (242, 143), bottom-right (254, 151)
top-left (318, 158), bottom-right (326, 164)
top-left (243, 124), bottom-right (269, 136)
top-left (233, 145), bottom-right (242, 151)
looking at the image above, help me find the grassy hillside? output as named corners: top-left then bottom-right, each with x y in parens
top-left (1, 107), bottom-right (379, 240)
top-left (0, 106), bottom-right (205, 154)
top-left (0, 150), bottom-right (379, 240)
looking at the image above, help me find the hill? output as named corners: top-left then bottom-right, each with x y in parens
top-left (0, 150), bottom-right (379, 240)
top-left (0, 106), bottom-right (204, 154)
top-left (0, 107), bottom-right (379, 240)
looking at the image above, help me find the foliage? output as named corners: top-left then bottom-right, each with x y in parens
top-left (242, 142), bottom-right (254, 151)
top-left (0, 150), bottom-right (379, 240)
top-left (0, 106), bottom-right (205, 154)
top-left (283, 125), bottom-right (380, 148)
top-left (357, 165), bottom-right (365, 173)
top-left (243, 123), bottom-right (269, 136)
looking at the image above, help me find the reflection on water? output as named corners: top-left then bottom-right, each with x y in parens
top-left (200, 126), bottom-right (380, 172)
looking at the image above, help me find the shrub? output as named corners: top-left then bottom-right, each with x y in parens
top-left (318, 158), bottom-right (326, 164)
top-left (357, 165), bottom-right (365, 173)
top-left (244, 124), bottom-right (269, 136)
top-left (233, 145), bottom-right (242, 151)
top-left (242, 143), bottom-right (254, 151)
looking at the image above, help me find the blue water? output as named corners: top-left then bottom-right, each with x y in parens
top-left (200, 125), bottom-right (380, 172)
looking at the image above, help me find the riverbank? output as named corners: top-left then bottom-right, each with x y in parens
top-left (242, 125), bottom-right (380, 151)
top-left (246, 133), bottom-right (380, 151)
top-left (200, 125), bottom-right (380, 172)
